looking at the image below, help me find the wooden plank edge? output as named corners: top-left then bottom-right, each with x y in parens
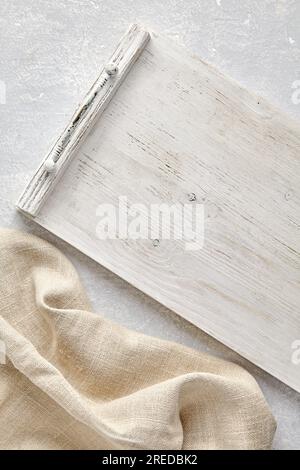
top-left (16, 24), bottom-right (150, 217)
top-left (33, 218), bottom-right (300, 394)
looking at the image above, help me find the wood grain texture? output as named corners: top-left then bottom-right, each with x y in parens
top-left (17, 27), bottom-right (300, 392)
top-left (17, 24), bottom-right (150, 217)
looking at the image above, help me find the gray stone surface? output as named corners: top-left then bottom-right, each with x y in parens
top-left (0, 0), bottom-right (299, 449)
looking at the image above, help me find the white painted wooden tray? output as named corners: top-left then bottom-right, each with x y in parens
top-left (17, 24), bottom-right (300, 392)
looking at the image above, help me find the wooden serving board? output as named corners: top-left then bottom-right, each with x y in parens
top-left (17, 25), bottom-right (300, 392)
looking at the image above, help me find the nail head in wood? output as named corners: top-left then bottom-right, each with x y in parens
top-left (188, 192), bottom-right (197, 201)
top-left (44, 160), bottom-right (56, 174)
top-left (105, 63), bottom-right (118, 76)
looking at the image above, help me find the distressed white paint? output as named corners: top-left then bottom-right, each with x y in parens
top-left (2, 0), bottom-right (300, 449)
top-left (17, 26), bottom-right (300, 393)
top-left (17, 25), bottom-right (149, 216)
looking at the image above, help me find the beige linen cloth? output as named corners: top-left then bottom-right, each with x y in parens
top-left (0, 228), bottom-right (276, 449)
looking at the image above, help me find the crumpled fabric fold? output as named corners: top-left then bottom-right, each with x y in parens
top-left (0, 228), bottom-right (276, 449)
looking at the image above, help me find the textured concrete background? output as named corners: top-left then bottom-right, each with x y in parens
top-left (0, 0), bottom-right (299, 449)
